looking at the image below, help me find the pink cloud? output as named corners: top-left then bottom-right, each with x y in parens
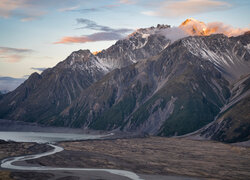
top-left (119, 0), bottom-right (137, 5)
top-left (0, 0), bottom-right (26, 18)
top-left (0, 55), bottom-right (23, 63)
top-left (54, 31), bottom-right (124, 44)
top-left (142, 0), bottom-right (231, 17)
top-left (54, 36), bottom-right (92, 44)
top-left (0, 0), bottom-right (78, 21)
top-left (0, 47), bottom-right (34, 63)
top-left (54, 19), bottom-right (132, 44)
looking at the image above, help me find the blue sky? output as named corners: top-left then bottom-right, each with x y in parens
top-left (0, 0), bottom-right (249, 78)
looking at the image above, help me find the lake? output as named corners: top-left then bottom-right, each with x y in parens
top-left (0, 131), bottom-right (113, 143)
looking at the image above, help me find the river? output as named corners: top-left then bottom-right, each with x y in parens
top-left (0, 131), bottom-right (143, 180)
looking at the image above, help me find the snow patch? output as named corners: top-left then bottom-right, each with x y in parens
top-left (244, 44), bottom-right (250, 50)
top-left (142, 33), bottom-right (150, 39)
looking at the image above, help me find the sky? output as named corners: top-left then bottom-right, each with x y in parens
top-left (0, 0), bottom-right (250, 79)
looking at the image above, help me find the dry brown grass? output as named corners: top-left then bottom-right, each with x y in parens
top-left (57, 137), bottom-right (250, 179)
top-left (0, 171), bottom-right (13, 180)
top-left (1, 138), bottom-right (250, 180)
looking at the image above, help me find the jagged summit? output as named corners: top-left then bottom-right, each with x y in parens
top-left (181, 18), bottom-right (204, 26)
top-left (72, 49), bottom-right (92, 55)
top-left (180, 18), bottom-right (208, 36)
top-left (180, 18), bottom-right (249, 37)
top-left (69, 49), bottom-right (93, 59)
top-left (128, 24), bottom-right (171, 38)
top-left (54, 49), bottom-right (100, 72)
top-left (244, 31), bottom-right (250, 35)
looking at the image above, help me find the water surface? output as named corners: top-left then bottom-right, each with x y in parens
top-left (0, 131), bottom-right (112, 143)
top-left (1, 144), bottom-right (143, 180)
top-left (0, 131), bottom-right (144, 180)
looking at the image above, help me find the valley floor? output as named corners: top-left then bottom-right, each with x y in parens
top-left (1, 137), bottom-right (250, 180)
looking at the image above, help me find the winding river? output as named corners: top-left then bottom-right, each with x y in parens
top-left (0, 131), bottom-right (143, 180)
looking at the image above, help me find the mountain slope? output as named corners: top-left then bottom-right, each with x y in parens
top-left (53, 34), bottom-right (249, 137)
top-left (182, 34), bottom-right (250, 82)
top-left (0, 27), bottom-right (170, 124)
top-left (0, 50), bottom-right (107, 123)
top-left (199, 74), bottom-right (250, 143)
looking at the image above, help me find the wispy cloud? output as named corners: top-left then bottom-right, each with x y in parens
top-left (54, 32), bottom-right (126, 44)
top-left (0, 0), bottom-right (81, 21)
top-left (76, 18), bottom-right (131, 33)
top-left (60, 7), bottom-right (101, 14)
top-left (74, 8), bottom-right (100, 13)
top-left (58, 2), bottom-right (120, 14)
top-left (101, 0), bottom-right (137, 9)
top-left (119, 0), bottom-right (137, 5)
top-left (58, 6), bottom-right (79, 12)
top-left (0, 55), bottom-right (23, 63)
top-left (54, 18), bottom-right (133, 44)
top-left (0, 47), bottom-right (34, 53)
top-left (0, 47), bottom-right (34, 63)
top-left (0, 0), bottom-right (133, 20)
top-left (31, 67), bottom-right (47, 72)
top-left (142, 0), bottom-right (231, 17)
top-left (0, 0), bottom-right (44, 20)
top-left (0, 0), bottom-right (27, 18)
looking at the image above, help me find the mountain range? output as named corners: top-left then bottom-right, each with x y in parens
top-left (0, 19), bottom-right (249, 143)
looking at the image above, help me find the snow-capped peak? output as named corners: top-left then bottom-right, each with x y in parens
top-left (128, 24), bottom-right (171, 39)
top-left (180, 18), bottom-right (249, 37)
